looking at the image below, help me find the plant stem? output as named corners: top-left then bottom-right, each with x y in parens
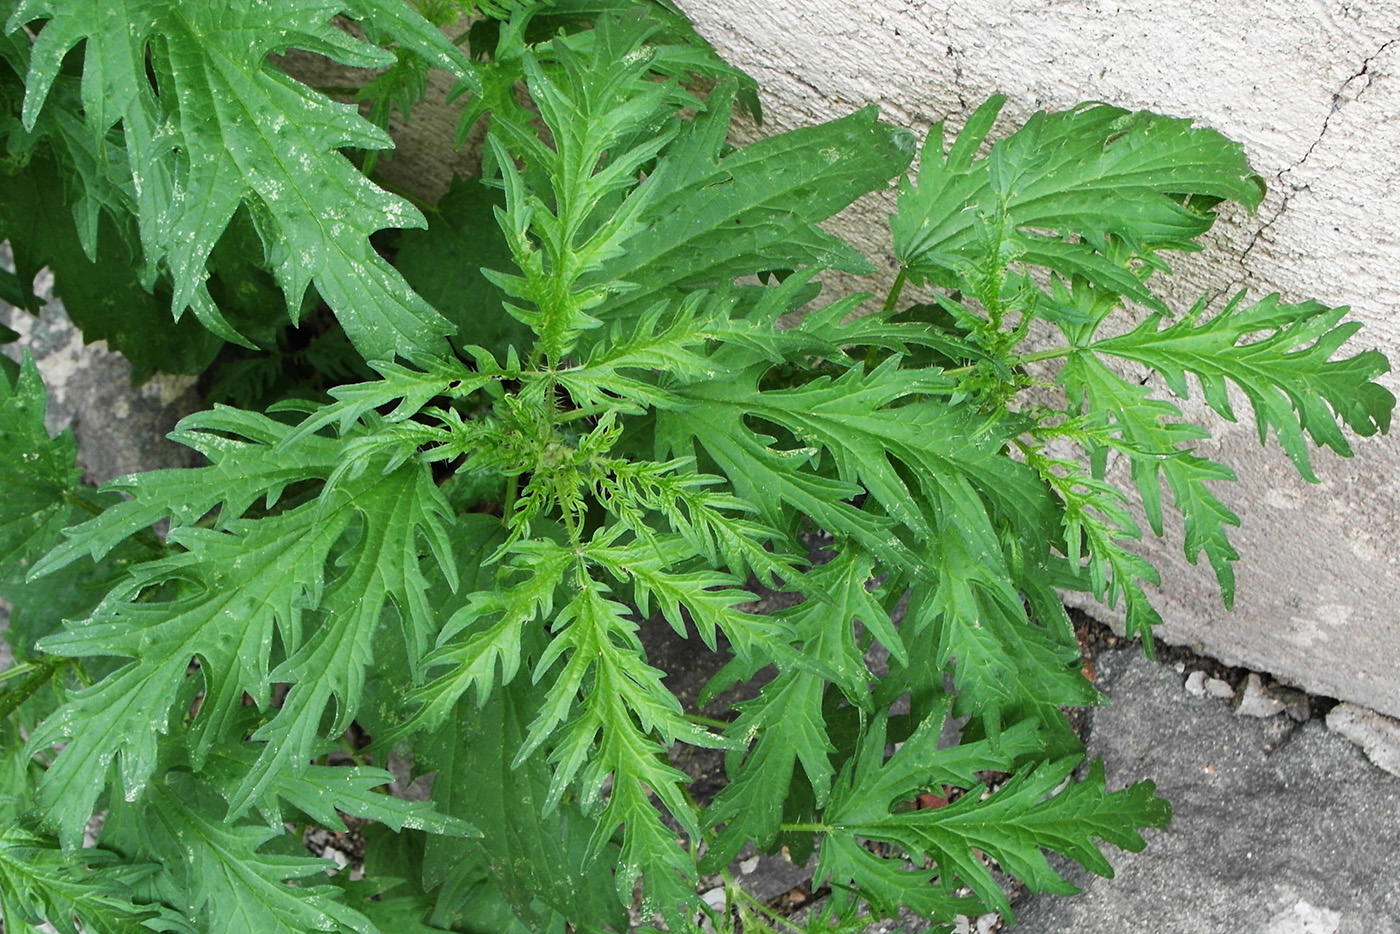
top-left (779, 821), bottom-right (832, 834)
top-left (882, 268), bottom-right (909, 314)
top-left (1019, 346), bottom-right (1074, 364)
top-left (0, 657), bottom-right (63, 722)
top-left (503, 474), bottom-right (519, 522)
top-left (941, 345), bottom-right (1075, 379)
top-left (683, 712), bottom-right (732, 730)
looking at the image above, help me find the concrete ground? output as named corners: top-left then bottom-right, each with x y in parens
top-left (1009, 644), bottom-right (1400, 934)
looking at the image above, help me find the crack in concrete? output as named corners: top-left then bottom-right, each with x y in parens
top-left (1291, 36), bottom-right (1397, 171)
top-left (1236, 36), bottom-right (1400, 276)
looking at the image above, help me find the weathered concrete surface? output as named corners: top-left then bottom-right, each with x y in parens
top-left (1327, 702), bottom-right (1400, 778)
top-left (1012, 648), bottom-right (1400, 934)
top-left (0, 273), bottom-right (202, 485)
top-left (675, 0), bottom-right (1400, 718)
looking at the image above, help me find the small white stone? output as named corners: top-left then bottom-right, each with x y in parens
top-left (738, 855), bottom-right (760, 875)
top-left (698, 888), bottom-right (728, 934)
top-left (952, 913), bottom-right (1002, 934)
top-left (1205, 677), bottom-right (1235, 700)
top-left (1235, 673), bottom-right (1286, 718)
top-left (1262, 898), bottom-right (1341, 933)
top-left (1185, 670), bottom-right (1207, 697)
top-left (324, 847), bottom-right (350, 873)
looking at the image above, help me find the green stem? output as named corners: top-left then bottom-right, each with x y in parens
top-left (941, 345), bottom-right (1075, 379)
top-left (0, 657), bottom-right (63, 722)
top-left (62, 489), bottom-right (104, 518)
top-left (503, 474), bottom-right (519, 523)
top-left (882, 268), bottom-right (909, 314)
top-left (1020, 346), bottom-right (1075, 364)
top-left (683, 712), bottom-right (732, 730)
top-left (779, 821), bottom-right (832, 834)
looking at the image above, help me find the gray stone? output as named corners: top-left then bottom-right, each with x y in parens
top-left (1185, 670), bottom-right (1208, 697)
top-left (1011, 649), bottom-right (1400, 934)
top-left (1277, 686), bottom-right (1313, 723)
top-left (384, 754), bottom-right (435, 803)
top-left (1, 282), bottom-right (201, 486)
top-left (1326, 703), bottom-right (1400, 779)
top-left (1235, 673), bottom-right (1287, 718)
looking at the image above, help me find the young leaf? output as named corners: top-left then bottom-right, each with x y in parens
top-left (29, 502), bottom-right (346, 845)
top-left (702, 670), bottom-right (832, 871)
top-left (601, 102), bottom-right (917, 320)
top-left (902, 480), bottom-right (1099, 746)
top-left (556, 293), bottom-right (735, 415)
top-left (657, 374), bottom-right (911, 570)
top-left (812, 710), bottom-right (1040, 924)
top-left (227, 462), bottom-right (457, 816)
top-left (201, 738), bottom-right (477, 839)
top-left (27, 446), bottom-right (456, 842)
top-left (482, 14), bottom-right (705, 361)
top-left (280, 354), bottom-right (507, 450)
top-left (32, 406), bottom-right (340, 577)
top-left (894, 97), bottom-right (1265, 306)
top-left (391, 534), bottom-right (573, 740)
top-left (585, 533), bottom-right (792, 667)
top-left (1030, 452), bottom-right (1165, 645)
top-left (520, 567), bottom-right (723, 929)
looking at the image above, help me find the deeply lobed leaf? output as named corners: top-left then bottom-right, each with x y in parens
top-left (817, 710), bottom-right (1169, 924)
top-left (1089, 292), bottom-right (1395, 481)
top-left (894, 95), bottom-right (1264, 308)
top-left (8, 0), bottom-right (476, 360)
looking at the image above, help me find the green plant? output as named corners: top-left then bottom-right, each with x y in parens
top-left (0, 2), bottom-right (1391, 933)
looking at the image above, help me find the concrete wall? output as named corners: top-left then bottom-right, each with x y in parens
top-left (675, 0), bottom-right (1400, 717)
